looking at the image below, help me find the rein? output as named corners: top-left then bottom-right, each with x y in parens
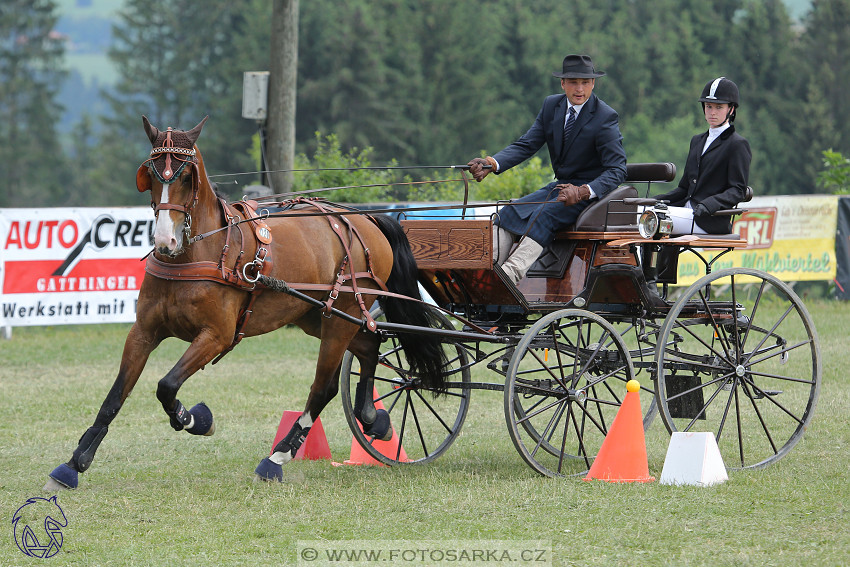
top-left (187, 198), bottom-right (555, 245)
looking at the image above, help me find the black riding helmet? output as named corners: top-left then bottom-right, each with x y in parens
top-left (699, 76), bottom-right (739, 123)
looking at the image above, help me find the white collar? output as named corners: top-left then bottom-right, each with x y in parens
top-left (702, 122), bottom-right (730, 154)
top-left (707, 122), bottom-right (731, 137)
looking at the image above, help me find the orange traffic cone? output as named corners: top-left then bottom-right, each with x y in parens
top-left (343, 387), bottom-right (409, 466)
top-left (584, 380), bottom-right (655, 483)
top-left (271, 411), bottom-right (332, 461)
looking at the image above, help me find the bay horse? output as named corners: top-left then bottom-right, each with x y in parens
top-left (46, 116), bottom-right (447, 489)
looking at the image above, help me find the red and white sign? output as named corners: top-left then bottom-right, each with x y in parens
top-left (732, 208), bottom-right (777, 249)
top-left (1, 208), bottom-right (154, 326)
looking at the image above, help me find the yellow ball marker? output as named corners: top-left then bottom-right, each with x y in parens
top-left (626, 379), bottom-right (640, 393)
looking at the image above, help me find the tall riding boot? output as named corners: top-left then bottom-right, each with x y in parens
top-left (500, 237), bottom-right (544, 284)
top-left (492, 226), bottom-right (515, 265)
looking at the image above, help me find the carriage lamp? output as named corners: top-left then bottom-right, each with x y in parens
top-left (638, 207), bottom-right (673, 239)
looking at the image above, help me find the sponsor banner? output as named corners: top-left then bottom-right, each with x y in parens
top-left (675, 195), bottom-right (839, 286)
top-left (1, 207), bottom-right (153, 326)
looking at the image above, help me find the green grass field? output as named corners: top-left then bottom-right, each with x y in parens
top-left (1, 298), bottom-right (847, 566)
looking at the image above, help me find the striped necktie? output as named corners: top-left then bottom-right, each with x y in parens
top-left (562, 106), bottom-right (576, 150)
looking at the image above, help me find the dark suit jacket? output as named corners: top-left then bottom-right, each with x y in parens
top-left (493, 92), bottom-right (627, 224)
top-left (655, 125), bottom-right (751, 234)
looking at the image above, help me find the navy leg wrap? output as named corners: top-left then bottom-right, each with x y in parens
top-left (366, 409), bottom-right (392, 441)
top-left (185, 402), bottom-right (215, 436)
top-left (255, 457), bottom-right (283, 481)
top-left (353, 381), bottom-right (391, 440)
top-left (48, 463), bottom-right (79, 489)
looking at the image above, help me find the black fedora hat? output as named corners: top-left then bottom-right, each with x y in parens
top-left (552, 54), bottom-right (606, 79)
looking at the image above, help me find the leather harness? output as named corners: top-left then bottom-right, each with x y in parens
top-left (145, 195), bottom-right (388, 361)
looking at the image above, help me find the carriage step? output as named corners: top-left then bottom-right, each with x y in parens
top-left (720, 383), bottom-right (783, 398)
top-left (754, 389), bottom-right (783, 399)
top-left (486, 358), bottom-right (509, 376)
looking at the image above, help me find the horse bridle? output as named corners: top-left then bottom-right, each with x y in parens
top-left (139, 128), bottom-right (200, 219)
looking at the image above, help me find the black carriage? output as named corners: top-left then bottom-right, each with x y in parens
top-left (338, 163), bottom-right (821, 477)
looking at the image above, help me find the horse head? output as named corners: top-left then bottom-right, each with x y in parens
top-left (137, 116), bottom-right (208, 257)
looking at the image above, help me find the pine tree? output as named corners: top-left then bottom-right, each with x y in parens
top-left (731, 0), bottom-right (799, 194)
top-left (95, 0), bottom-right (258, 204)
top-left (798, 0), bottom-right (850, 153)
top-left (0, 0), bottom-right (66, 207)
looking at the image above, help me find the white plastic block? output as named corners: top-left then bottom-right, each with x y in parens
top-left (659, 431), bottom-right (728, 486)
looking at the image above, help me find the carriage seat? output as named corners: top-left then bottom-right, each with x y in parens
top-left (526, 163), bottom-right (677, 279)
top-left (570, 184), bottom-right (639, 232)
top-left (568, 162), bottom-right (677, 234)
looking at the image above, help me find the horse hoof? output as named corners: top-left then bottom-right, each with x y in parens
top-left (186, 402), bottom-right (215, 436)
top-left (46, 463), bottom-right (78, 490)
top-left (254, 457), bottom-right (283, 482)
top-left (366, 409), bottom-right (393, 442)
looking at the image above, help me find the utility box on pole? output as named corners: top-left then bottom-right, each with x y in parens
top-left (242, 71), bottom-right (272, 192)
top-left (242, 71), bottom-right (269, 121)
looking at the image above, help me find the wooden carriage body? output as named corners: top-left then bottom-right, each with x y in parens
top-left (402, 163), bottom-right (750, 318)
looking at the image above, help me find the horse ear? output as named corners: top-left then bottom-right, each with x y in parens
top-left (142, 116), bottom-right (159, 145)
top-left (185, 116), bottom-right (209, 146)
top-left (136, 165), bottom-right (151, 192)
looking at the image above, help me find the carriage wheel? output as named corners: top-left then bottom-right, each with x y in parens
top-left (340, 307), bottom-right (471, 465)
top-left (504, 309), bottom-right (652, 477)
top-left (655, 268), bottom-right (821, 470)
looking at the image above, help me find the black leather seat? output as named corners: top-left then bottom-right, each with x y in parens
top-left (571, 185), bottom-right (639, 232)
top-left (570, 163), bottom-right (678, 233)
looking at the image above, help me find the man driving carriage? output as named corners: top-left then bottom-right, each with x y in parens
top-left (467, 54), bottom-right (627, 284)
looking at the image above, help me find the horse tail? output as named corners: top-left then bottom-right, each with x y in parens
top-left (371, 214), bottom-right (448, 393)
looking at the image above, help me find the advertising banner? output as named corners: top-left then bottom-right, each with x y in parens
top-left (1, 207), bottom-right (153, 327)
top-left (675, 195), bottom-right (839, 286)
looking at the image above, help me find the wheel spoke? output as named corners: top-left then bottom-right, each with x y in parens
top-left (742, 304), bottom-right (795, 367)
top-left (672, 319), bottom-right (736, 367)
top-left (739, 380), bottom-right (778, 454)
top-left (735, 387), bottom-right (745, 467)
top-left (739, 279), bottom-right (768, 354)
top-left (413, 389), bottom-right (457, 434)
top-left (407, 393), bottom-right (429, 458)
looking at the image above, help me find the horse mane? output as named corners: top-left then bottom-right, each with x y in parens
top-left (209, 182), bottom-right (229, 201)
